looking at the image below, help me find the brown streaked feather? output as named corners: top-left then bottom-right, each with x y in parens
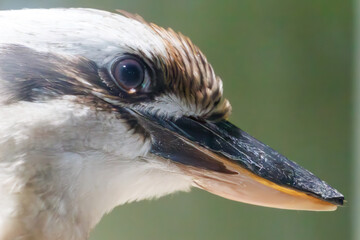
top-left (117, 10), bottom-right (232, 120)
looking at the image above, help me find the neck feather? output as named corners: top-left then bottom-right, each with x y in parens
top-left (0, 98), bottom-right (192, 239)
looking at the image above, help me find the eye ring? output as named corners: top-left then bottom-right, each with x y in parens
top-left (110, 56), bottom-right (150, 93)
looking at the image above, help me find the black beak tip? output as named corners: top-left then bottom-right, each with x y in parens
top-left (333, 197), bottom-right (345, 206)
top-left (326, 193), bottom-right (345, 206)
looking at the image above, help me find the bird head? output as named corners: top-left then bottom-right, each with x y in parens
top-left (0, 9), bottom-right (344, 234)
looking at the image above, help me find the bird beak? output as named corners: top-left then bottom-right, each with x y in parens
top-left (130, 109), bottom-right (344, 211)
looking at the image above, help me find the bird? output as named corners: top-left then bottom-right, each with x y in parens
top-left (0, 8), bottom-right (344, 240)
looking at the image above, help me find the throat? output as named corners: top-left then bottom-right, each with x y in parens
top-left (0, 151), bottom-right (192, 240)
top-left (0, 152), bottom-right (102, 240)
top-left (0, 153), bottom-right (191, 240)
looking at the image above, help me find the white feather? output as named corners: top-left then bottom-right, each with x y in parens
top-left (0, 8), bottom-right (168, 65)
top-left (0, 97), bottom-right (192, 239)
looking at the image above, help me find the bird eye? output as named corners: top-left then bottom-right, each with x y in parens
top-left (112, 58), bottom-right (145, 93)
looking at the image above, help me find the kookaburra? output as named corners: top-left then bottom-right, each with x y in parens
top-left (0, 8), bottom-right (344, 240)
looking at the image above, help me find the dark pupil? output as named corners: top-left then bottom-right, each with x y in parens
top-left (115, 59), bottom-right (144, 89)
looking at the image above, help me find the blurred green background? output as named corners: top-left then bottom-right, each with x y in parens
top-left (0, 0), bottom-right (353, 239)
